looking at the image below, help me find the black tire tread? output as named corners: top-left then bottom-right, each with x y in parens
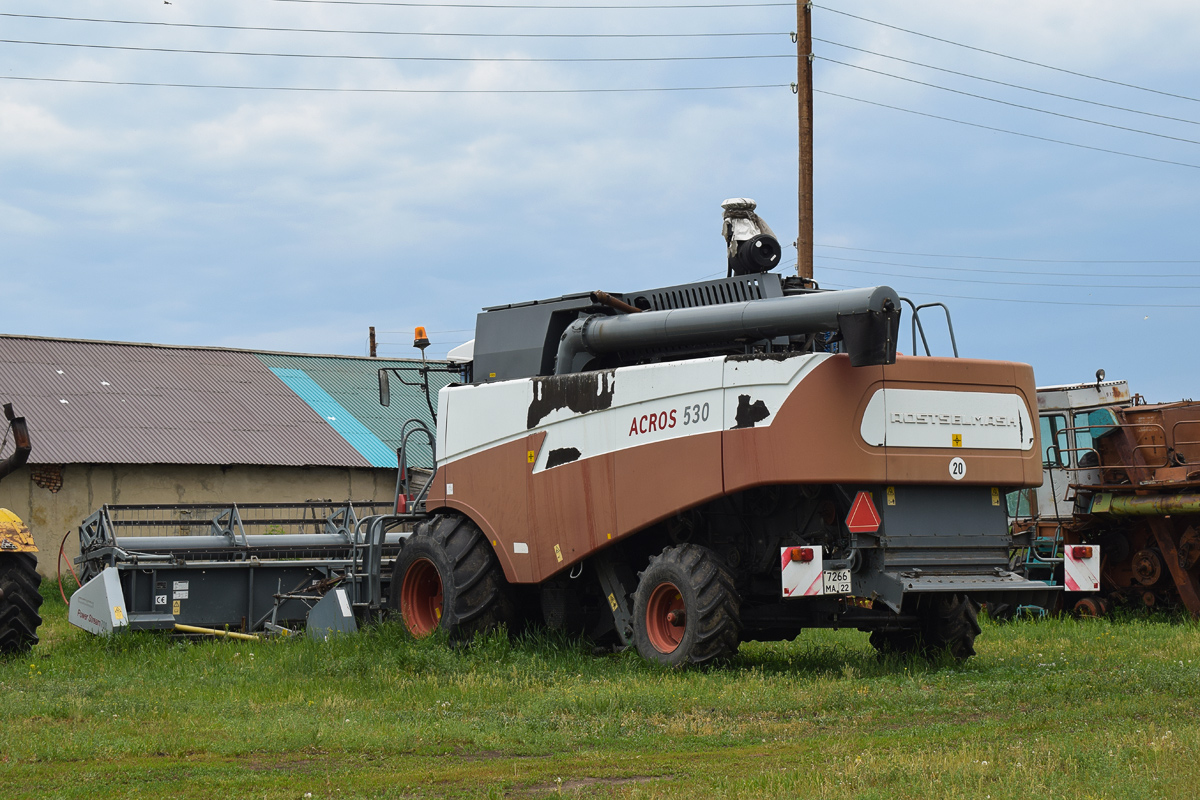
top-left (870, 593), bottom-right (980, 662)
top-left (635, 543), bottom-right (740, 667)
top-left (389, 513), bottom-right (515, 641)
top-left (0, 553), bottom-right (43, 655)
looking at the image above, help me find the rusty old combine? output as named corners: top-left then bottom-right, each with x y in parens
top-left (1010, 375), bottom-right (1200, 617)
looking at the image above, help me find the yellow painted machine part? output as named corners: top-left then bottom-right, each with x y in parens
top-left (174, 624), bottom-right (261, 642)
top-left (0, 508), bottom-right (37, 553)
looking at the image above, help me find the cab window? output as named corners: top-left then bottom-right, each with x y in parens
top-left (1073, 412), bottom-right (1095, 463)
top-left (1040, 414), bottom-right (1069, 467)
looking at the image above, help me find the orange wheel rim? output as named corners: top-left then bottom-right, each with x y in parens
top-left (401, 558), bottom-right (444, 636)
top-left (645, 582), bottom-right (686, 654)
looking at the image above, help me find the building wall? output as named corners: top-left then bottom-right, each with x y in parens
top-left (0, 464), bottom-right (397, 576)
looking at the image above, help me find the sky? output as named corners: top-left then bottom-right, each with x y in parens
top-left (2, 0), bottom-right (1198, 402)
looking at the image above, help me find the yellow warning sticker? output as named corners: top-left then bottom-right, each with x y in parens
top-left (527, 450), bottom-right (536, 464)
top-left (952, 434), bottom-right (963, 448)
top-left (886, 486), bottom-right (896, 506)
top-left (113, 606), bottom-right (124, 621)
top-left (991, 487), bottom-right (1001, 506)
top-left (172, 600), bottom-right (181, 615)
top-left (554, 544), bottom-right (563, 563)
top-left (607, 593), bottom-right (618, 612)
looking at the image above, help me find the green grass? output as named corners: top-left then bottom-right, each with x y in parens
top-left (2, 582), bottom-right (1197, 799)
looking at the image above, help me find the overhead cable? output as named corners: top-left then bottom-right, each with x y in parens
top-left (269, 0), bottom-right (789, 7)
top-left (817, 56), bottom-right (1200, 147)
top-left (815, 244), bottom-right (1200, 264)
top-left (816, 89), bottom-right (1200, 170)
top-left (815, 38), bottom-right (1200, 127)
top-left (0, 38), bottom-right (793, 63)
top-left (818, 263), bottom-right (1200, 290)
top-left (0, 74), bottom-right (788, 93)
top-left (819, 282), bottom-right (1200, 309)
top-left (818, 254), bottom-right (1200, 278)
top-left (0, 13), bottom-right (786, 38)
top-left (812, 4), bottom-right (1200, 104)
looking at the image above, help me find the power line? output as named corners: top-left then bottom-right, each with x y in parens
top-left (820, 282), bottom-right (1200, 309)
top-left (0, 38), bottom-right (794, 63)
top-left (814, 38), bottom-right (1200, 128)
top-left (811, 4), bottom-right (1200, 104)
top-left (818, 254), bottom-right (1200, 278)
top-left (815, 244), bottom-right (1200, 265)
top-left (818, 263), bottom-right (1200, 290)
top-left (270, 0), bottom-right (789, 7)
top-left (817, 89), bottom-right (1200, 170)
top-left (0, 74), bottom-right (788, 93)
top-left (817, 55), bottom-right (1200, 147)
top-left (0, 13), bottom-right (786, 38)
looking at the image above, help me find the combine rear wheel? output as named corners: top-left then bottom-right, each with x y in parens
top-left (632, 544), bottom-right (740, 668)
top-left (924, 594), bottom-right (982, 660)
top-left (388, 514), bottom-right (516, 642)
top-left (0, 553), bottom-right (43, 655)
top-left (870, 594), bottom-right (980, 662)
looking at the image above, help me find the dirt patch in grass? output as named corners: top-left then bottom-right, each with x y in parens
top-left (526, 774), bottom-right (665, 794)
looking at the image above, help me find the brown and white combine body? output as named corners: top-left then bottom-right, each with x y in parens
top-left (387, 267), bottom-right (1052, 665)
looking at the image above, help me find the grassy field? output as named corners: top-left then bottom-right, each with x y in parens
top-left (1, 583), bottom-right (1197, 800)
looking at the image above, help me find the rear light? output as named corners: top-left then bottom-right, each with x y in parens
top-left (790, 546), bottom-right (814, 563)
top-left (1071, 545), bottom-right (1093, 560)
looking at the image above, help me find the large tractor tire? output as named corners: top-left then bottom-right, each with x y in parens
top-left (632, 544), bottom-right (740, 668)
top-left (921, 593), bottom-right (982, 660)
top-left (388, 514), bottom-right (516, 642)
top-left (0, 553), bottom-right (43, 655)
top-left (870, 593), bottom-right (981, 662)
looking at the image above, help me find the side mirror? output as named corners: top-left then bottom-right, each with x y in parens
top-left (378, 369), bottom-right (391, 407)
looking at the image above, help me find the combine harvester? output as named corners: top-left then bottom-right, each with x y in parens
top-left (71, 199), bottom-right (1073, 663)
top-left (1009, 373), bottom-right (1200, 617)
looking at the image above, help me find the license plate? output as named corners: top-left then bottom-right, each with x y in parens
top-left (822, 570), bottom-right (851, 595)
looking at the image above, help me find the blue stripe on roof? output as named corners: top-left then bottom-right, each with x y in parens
top-left (269, 367), bottom-right (397, 468)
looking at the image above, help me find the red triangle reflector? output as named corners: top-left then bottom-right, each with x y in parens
top-left (846, 491), bottom-right (881, 533)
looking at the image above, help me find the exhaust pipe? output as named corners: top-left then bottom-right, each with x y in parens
top-left (0, 404), bottom-right (31, 483)
top-left (555, 285), bottom-right (900, 374)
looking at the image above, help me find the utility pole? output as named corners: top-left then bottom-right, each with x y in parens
top-left (796, 0), bottom-right (814, 282)
top-left (369, 326), bottom-right (377, 357)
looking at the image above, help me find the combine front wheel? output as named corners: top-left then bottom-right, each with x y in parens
top-left (388, 514), bottom-right (516, 642)
top-left (632, 544), bottom-right (740, 668)
top-left (0, 553), bottom-right (43, 655)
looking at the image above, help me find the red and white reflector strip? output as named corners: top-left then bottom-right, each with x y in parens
top-left (781, 545), bottom-right (823, 597)
top-left (1064, 543), bottom-right (1101, 592)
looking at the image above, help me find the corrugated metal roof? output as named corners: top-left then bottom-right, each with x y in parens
top-left (256, 353), bottom-right (453, 468)
top-left (0, 334), bottom-right (447, 468)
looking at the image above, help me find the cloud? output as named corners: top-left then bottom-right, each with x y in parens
top-left (0, 1), bottom-right (1196, 400)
